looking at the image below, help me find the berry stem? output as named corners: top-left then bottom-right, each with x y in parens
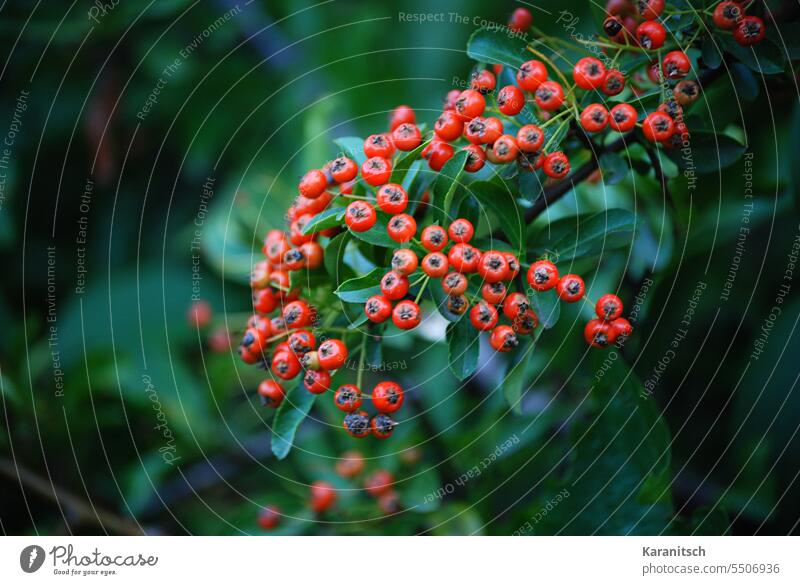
top-left (414, 276), bottom-right (430, 304)
top-left (526, 46), bottom-right (572, 90)
top-left (356, 332), bottom-right (367, 389)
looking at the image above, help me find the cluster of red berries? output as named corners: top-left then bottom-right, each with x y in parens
top-left (711, 1), bottom-right (766, 45)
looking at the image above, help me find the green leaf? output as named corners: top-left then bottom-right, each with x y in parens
top-left (334, 267), bottom-right (384, 303)
top-left (731, 62), bottom-right (759, 102)
top-left (427, 280), bottom-right (461, 323)
top-left (469, 181), bottom-right (525, 255)
top-left (324, 231), bottom-right (354, 287)
top-left (530, 290), bottom-right (560, 330)
top-left (502, 333), bottom-right (539, 414)
top-left (666, 131), bottom-right (746, 174)
top-left (599, 152), bottom-right (629, 185)
top-left (701, 37), bottom-right (723, 69)
top-left (528, 209), bottom-right (636, 262)
top-left (466, 26), bottom-right (528, 67)
top-left (349, 212), bottom-right (400, 249)
top-left (720, 36), bottom-right (785, 75)
top-left (271, 384), bottom-right (317, 460)
top-left (333, 136), bottom-right (367, 166)
top-left (790, 103), bottom-right (800, 210)
top-left (432, 150), bottom-right (469, 225)
top-left (301, 206), bottom-right (345, 235)
top-left (446, 316), bottom-right (480, 380)
top-left (390, 140), bottom-right (430, 187)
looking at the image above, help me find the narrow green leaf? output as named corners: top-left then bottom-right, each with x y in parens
top-left (530, 290), bottom-right (560, 330)
top-left (427, 281), bottom-right (461, 323)
top-left (599, 152), bottom-right (629, 185)
top-left (324, 231), bottom-right (354, 287)
top-left (391, 140), bottom-right (430, 187)
top-left (528, 209), bottom-right (636, 261)
top-left (720, 36), bottom-right (785, 75)
top-left (333, 136), bottom-right (367, 166)
top-left (666, 131), bottom-right (746, 174)
top-left (301, 206), bottom-right (345, 235)
top-left (701, 38), bottom-right (723, 69)
top-left (502, 334), bottom-right (538, 414)
top-left (271, 385), bottom-right (316, 460)
top-left (467, 26), bottom-right (529, 67)
top-left (433, 150), bottom-right (469, 225)
top-left (469, 181), bottom-right (525, 255)
top-left (334, 267), bottom-right (384, 303)
top-left (446, 316), bottom-right (480, 380)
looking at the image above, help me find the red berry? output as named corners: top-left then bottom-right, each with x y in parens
top-left (584, 319), bottom-right (618, 348)
top-left (534, 81), bottom-right (565, 111)
top-left (663, 50), bottom-right (691, 79)
top-left (392, 300), bottom-right (421, 330)
top-left (463, 144), bottom-right (486, 173)
top-left (303, 369), bottom-right (331, 394)
top-left (642, 111), bottom-right (675, 142)
top-left (434, 110), bottom-right (464, 142)
top-left (611, 317), bottom-right (633, 338)
top-left (372, 381), bottom-right (404, 414)
top-left (673, 80), bottom-right (701, 106)
top-left (734, 16), bottom-right (765, 46)
top-left (490, 325), bottom-right (518, 352)
top-left (318, 339), bottom-right (349, 370)
top-left (329, 156), bottom-right (358, 183)
top-left (543, 152), bottom-right (570, 179)
top-left (636, 20), bottom-right (666, 50)
top-left (364, 134), bottom-right (395, 158)
top-left (371, 414), bottom-right (396, 439)
top-left (512, 309), bottom-right (539, 335)
top-left (310, 481), bottom-right (337, 512)
top-left (448, 218), bottom-right (474, 243)
top-left (635, 0), bottom-right (665, 20)
top-left (334, 384), bottom-right (363, 412)
top-left (481, 281), bottom-right (507, 304)
top-left (465, 116), bottom-right (501, 145)
top-left (596, 294), bottom-right (624, 321)
top-left (421, 252), bottom-right (449, 278)
top-left (362, 156), bottom-right (392, 186)
top-left (555, 274), bottom-right (586, 302)
top-left (442, 272), bottom-right (468, 295)
top-left (345, 200), bottom-right (377, 232)
top-left (580, 104), bottom-right (610, 133)
top-left (454, 89), bottom-right (486, 121)
top-left (573, 57), bottom-right (606, 90)
top-left (603, 16), bottom-right (624, 38)
top-left (381, 270), bottom-right (410, 300)
top-left (601, 69), bottom-right (626, 96)
top-left (477, 251), bottom-right (510, 283)
top-left (609, 103), bottom-right (638, 132)
top-left (517, 124), bottom-right (544, 153)
top-left (421, 225), bottom-right (448, 251)
top-left (365, 469), bottom-right (395, 496)
top-left (497, 85), bottom-right (525, 116)
top-left (392, 123), bottom-right (422, 151)
top-left (253, 288), bottom-right (278, 315)
top-left (365, 295), bottom-right (393, 323)
top-left (258, 505), bottom-right (281, 530)
top-left (282, 300), bottom-right (313, 329)
top-left (470, 69), bottom-right (496, 94)
top-left (508, 7), bottom-right (533, 32)
top-left (258, 380), bottom-right (285, 407)
top-left (447, 294), bottom-right (469, 315)
top-left (288, 329), bottom-right (316, 355)
top-left (391, 248), bottom-right (418, 275)
top-left (298, 169), bottom-right (327, 199)
top-left (713, 2), bottom-right (743, 30)
top-left (517, 59), bottom-right (548, 91)
top-left (502, 291), bottom-right (530, 320)
top-left (470, 301), bottom-right (499, 331)
top-left (343, 410), bottom-right (371, 438)
top-left (376, 183), bottom-right (408, 214)
top-left (422, 140), bottom-right (455, 171)
top-left (272, 350), bottom-right (301, 380)
top-left (390, 105), bottom-right (415, 131)
top-left (387, 213), bottom-right (417, 243)
top-left (492, 134), bottom-right (520, 163)
top-left (505, 254), bottom-right (521, 279)
top-left (447, 243), bottom-right (481, 273)
top-left (301, 241), bottom-right (324, 269)
top-left (335, 451), bottom-right (365, 477)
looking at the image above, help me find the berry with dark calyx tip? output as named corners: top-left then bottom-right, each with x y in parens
top-left (492, 134), bottom-right (520, 163)
top-left (335, 450), bottom-right (365, 478)
top-left (497, 85), bottom-right (525, 116)
top-left (372, 381), bottom-right (404, 414)
top-left (301, 241), bottom-right (324, 270)
top-left (298, 169), bottom-right (327, 199)
top-left (735, 15), bottom-right (766, 45)
top-left (343, 410), bottom-right (371, 438)
top-left (365, 295), bottom-right (392, 323)
top-left (371, 414), bottom-right (397, 439)
top-left (258, 380), bottom-right (285, 408)
top-left (387, 213), bottom-right (417, 243)
top-left (663, 121), bottom-right (689, 149)
top-left (635, 0), bottom-right (664, 20)
top-left (601, 69), bottom-right (626, 96)
top-left (253, 288), bottom-right (278, 315)
top-left (329, 156), bottom-right (358, 183)
top-left (482, 281), bottom-right (507, 304)
top-left (573, 57), bottom-right (607, 90)
top-left (505, 254), bottom-right (521, 279)
top-left (517, 124), bottom-right (544, 153)
top-left (272, 350), bottom-right (301, 380)
top-left (422, 252), bottom-right (449, 278)
top-left (381, 270), bottom-right (410, 300)
top-left (448, 243), bottom-right (481, 273)
top-left (361, 156), bottom-right (392, 186)
top-left (534, 81), bottom-right (565, 111)
top-left (435, 110), bottom-right (465, 142)
top-left (303, 369), bottom-right (331, 394)
top-left (257, 505), bottom-right (281, 530)
top-left (282, 300), bottom-right (313, 329)
top-left (580, 104), bottom-right (610, 133)
top-left (288, 329), bottom-right (316, 355)
top-left (443, 89), bottom-right (460, 111)
top-left (642, 111), bottom-right (675, 142)
top-left (421, 225), bottom-right (448, 251)
top-left (610, 317), bottom-right (634, 338)
top-left (609, 103), bottom-right (638, 132)
top-left (364, 133), bottom-right (395, 158)
top-left (555, 274), bottom-right (586, 302)
top-left (391, 248), bottom-right (418, 275)
top-left (392, 300), bottom-right (421, 330)
top-left (345, 200), bottom-right (377, 232)
top-left (477, 251), bottom-right (510, 283)
top-left (596, 294), bottom-right (624, 321)
top-left (241, 327), bottom-right (267, 356)
top-left (502, 291), bottom-right (530, 320)
top-left (584, 319), bottom-right (618, 348)
top-left (250, 260), bottom-right (271, 289)
top-left (289, 214), bottom-right (316, 246)
top-left (318, 339), bottom-right (349, 370)
top-left (447, 294), bottom-right (469, 315)
top-left (713, 1), bottom-right (743, 30)
top-left (378, 490), bottom-right (401, 513)
top-left (603, 16), bottom-right (624, 37)
top-left (647, 61), bottom-right (663, 84)
top-left (390, 104), bottom-right (415, 131)
top-left (470, 301), bottom-right (499, 331)
top-left (517, 59), bottom-right (548, 91)
top-left (282, 247), bottom-right (305, 271)
top-left (490, 325), bottom-right (519, 352)
top-left (376, 183), bottom-right (409, 214)
top-left (334, 384), bottom-right (363, 412)
top-left (442, 271), bottom-right (468, 295)
top-left (464, 116), bottom-right (490, 145)
top-left (657, 99), bottom-right (684, 121)
top-left (636, 20), bottom-right (666, 50)
top-left (470, 69), bottom-right (496, 94)
top-left (543, 151), bottom-right (570, 179)
top-left (264, 233), bottom-right (290, 264)
top-left (454, 89), bottom-right (486, 121)
top-left (269, 316), bottom-right (288, 337)
top-left (673, 80), bottom-right (701, 106)
top-left (239, 345), bottom-right (260, 365)
top-left (513, 309), bottom-right (539, 335)
top-left (310, 481), bottom-right (337, 512)
top-left (662, 50), bottom-right (691, 79)
top-left (365, 469), bottom-right (395, 496)
top-left (463, 144), bottom-right (486, 173)
top-left (508, 6), bottom-right (533, 32)
top-left (606, 0), bottom-right (633, 17)
top-left (392, 122), bottom-right (422, 151)
top-left (422, 140), bottom-right (455, 171)
top-left (448, 218), bottom-right (474, 243)
top-left (247, 314), bottom-right (271, 336)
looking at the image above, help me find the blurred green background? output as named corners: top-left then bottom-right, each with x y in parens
top-left (0, 0), bottom-right (798, 535)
